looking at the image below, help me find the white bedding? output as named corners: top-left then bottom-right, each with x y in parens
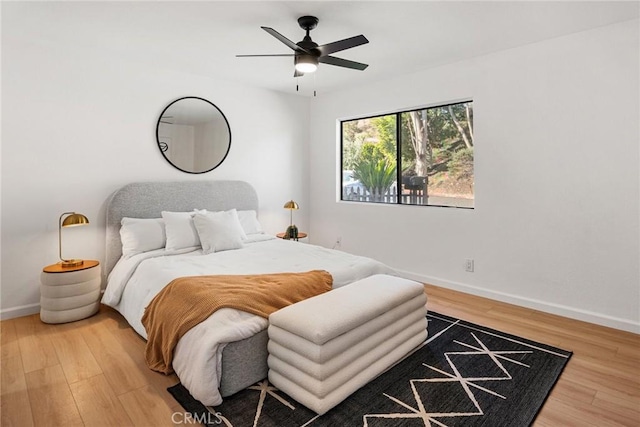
top-left (101, 235), bottom-right (395, 406)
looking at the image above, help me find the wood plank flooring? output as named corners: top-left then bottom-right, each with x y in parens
top-left (1, 285), bottom-right (638, 426)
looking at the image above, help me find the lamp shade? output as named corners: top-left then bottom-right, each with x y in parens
top-left (62, 213), bottom-right (89, 227)
top-left (59, 212), bottom-right (89, 268)
top-left (283, 200), bottom-right (299, 210)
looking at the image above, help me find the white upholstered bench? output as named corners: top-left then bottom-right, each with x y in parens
top-left (267, 274), bottom-right (428, 415)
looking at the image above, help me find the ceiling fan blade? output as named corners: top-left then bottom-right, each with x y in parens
top-left (261, 26), bottom-right (309, 53)
top-left (294, 69), bottom-right (304, 77)
top-left (317, 35), bottom-right (369, 56)
top-left (236, 54), bottom-right (295, 57)
top-left (319, 55), bottom-right (368, 71)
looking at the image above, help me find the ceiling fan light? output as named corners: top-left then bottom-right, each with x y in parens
top-left (295, 63), bottom-right (317, 73)
top-left (295, 55), bottom-right (318, 73)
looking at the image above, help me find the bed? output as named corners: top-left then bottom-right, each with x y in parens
top-left (101, 180), bottom-right (395, 406)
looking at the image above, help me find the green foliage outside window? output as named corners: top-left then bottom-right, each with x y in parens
top-left (352, 157), bottom-right (397, 200)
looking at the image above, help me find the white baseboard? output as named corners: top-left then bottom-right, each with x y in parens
top-left (0, 303), bottom-right (40, 320)
top-left (397, 269), bottom-right (640, 334)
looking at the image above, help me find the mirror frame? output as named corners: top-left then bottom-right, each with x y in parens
top-left (156, 96), bottom-right (232, 174)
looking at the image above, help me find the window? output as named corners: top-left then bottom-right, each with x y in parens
top-left (341, 101), bottom-right (474, 208)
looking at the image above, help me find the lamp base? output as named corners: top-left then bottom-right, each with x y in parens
top-left (60, 259), bottom-right (84, 268)
top-left (284, 225), bottom-right (299, 241)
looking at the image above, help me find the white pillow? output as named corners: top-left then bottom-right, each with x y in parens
top-left (120, 217), bottom-right (166, 258)
top-left (193, 210), bottom-right (245, 254)
top-left (193, 208), bottom-right (250, 240)
top-left (237, 210), bottom-right (264, 235)
top-left (161, 211), bottom-right (200, 251)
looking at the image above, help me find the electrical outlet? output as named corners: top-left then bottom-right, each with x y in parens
top-left (464, 259), bottom-right (474, 272)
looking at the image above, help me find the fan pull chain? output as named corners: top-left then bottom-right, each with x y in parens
top-left (314, 73), bottom-right (317, 97)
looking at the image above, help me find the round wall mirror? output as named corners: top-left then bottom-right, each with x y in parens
top-left (156, 97), bottom-right (231, 174)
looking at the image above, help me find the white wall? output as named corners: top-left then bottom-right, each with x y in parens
top-left (1, 34), bottom-right (310, 317)
top-left (309, 20), bottom-right (640, 332)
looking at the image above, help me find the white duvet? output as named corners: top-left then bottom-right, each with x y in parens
top-left (101, 235), bottom-right (395, 406)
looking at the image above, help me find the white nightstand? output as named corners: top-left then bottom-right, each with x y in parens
top-left (40, 260), bottom-right (101, 324)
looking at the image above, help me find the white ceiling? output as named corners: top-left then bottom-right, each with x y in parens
top-left (4, 1), bottom-right (638, 97)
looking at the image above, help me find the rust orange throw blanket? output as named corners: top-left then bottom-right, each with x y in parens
top-left (141, 270), bottom-right (333, 374)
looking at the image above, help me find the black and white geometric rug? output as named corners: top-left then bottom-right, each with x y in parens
top-left (168, 311), bottom-right (572, 426)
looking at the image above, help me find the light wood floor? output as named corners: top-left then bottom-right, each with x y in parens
top-left (1, 285), bottom-right (638, 426)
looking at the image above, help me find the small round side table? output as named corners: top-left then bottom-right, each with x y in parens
top-left (276, 232), bottom-right (308, 241)
top-left (40, 260), bottom-right (101, 324)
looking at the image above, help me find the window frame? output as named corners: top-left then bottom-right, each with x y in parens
top-left (339, 99), bottom-right (474, 209)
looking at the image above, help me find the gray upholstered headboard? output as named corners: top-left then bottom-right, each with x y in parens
top-left (105, 180), bottom-right (259, 277)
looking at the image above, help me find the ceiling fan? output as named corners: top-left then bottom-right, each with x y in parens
top-left (237, 16), bottom-right (369, 77)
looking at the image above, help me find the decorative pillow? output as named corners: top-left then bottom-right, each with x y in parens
top-left (193, 208), bottom-right (249, 240)
top-left (237, 210), bottom-right (264, 235)
top-left (193, 210), bottom-right (245, 254)
top-left (161, 211), bottom-right (200, 251)
top-left (120, 217), bottom-right (166, 258)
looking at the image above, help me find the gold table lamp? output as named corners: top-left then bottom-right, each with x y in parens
top-left (59, 212), bottom-right (89, 267)
top-left (283, 200), bottom-right (299, 240)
